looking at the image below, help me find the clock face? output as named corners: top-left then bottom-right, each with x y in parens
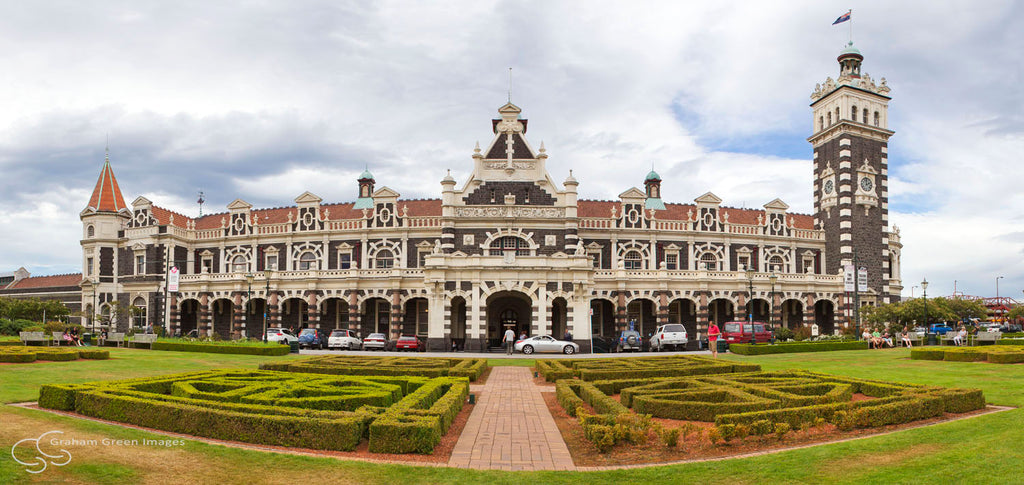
top-left (860, 177), bottom-right (873, 192)
top-left (823, 179), bottom-right (834, 195)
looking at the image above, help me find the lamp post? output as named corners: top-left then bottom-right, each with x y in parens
top-left (922, 278), bottom-right (930, 345)
top-left (262, 269), bottom-right (272, 343)
top-left (746, 266), bottom-right (756, 345)
top-left (245, 273), bottom-right (254, 340)
top-left (997, 275), bottom-right (1004, 301)
top-left (769, 272), bottom-right (778, 343)
top-left (91, 278), bottom-right (98, 334)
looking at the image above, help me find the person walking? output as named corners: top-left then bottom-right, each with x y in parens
top-left (708, 321), bottom-right (721, 358)
top-left (503, 326), bottom-right (516, 355)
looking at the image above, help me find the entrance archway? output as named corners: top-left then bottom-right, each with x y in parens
top-left (748, 298), bottom-right (770, 323)
top-left (449, 296), bottom-right (467, 351)
top-left (815, 300), bottom-right (836, 335)
top-left (709, 298), bottom-right (735, 325)
top-left (320, 298), bottom-right (349, 331)
top-left (781, 299), bottom-right (804, 329)
top-left (361, 298), bottom-right (391, 337)
top-left (403, 298), bottom-right (428, 337)
top-left (486, 291), bottom-right (532, 349)
top-left (669, 299), bottom-right (698, 349)
top-left (211, 298), bottom-right (232, 339)
top-left (245, 298), bottom-right (266, 339)
top-left (626, 299), bottom-right (656, 338)
top-left (551, 297), bottom-right (568, 339)
top-left (281, 297), bottom-right (308, 331)
top-left (178, 299), bottom-right (199, 337)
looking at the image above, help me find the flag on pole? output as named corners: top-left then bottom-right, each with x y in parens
top-left (832, 10), bottom-right (851, 25)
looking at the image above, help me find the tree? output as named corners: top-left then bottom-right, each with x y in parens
top-left (1007, 305), bottom-right (1024, 321)
top-left (945, 297), bottom-right (989, 323)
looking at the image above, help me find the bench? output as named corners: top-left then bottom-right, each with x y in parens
top-left (898, 333), bottom-right (924, 347)
top-left (974, 332), bottom-right (1002, 346)
top-left (52, 331), bottom-right (75, 346)
top-left (19, 331), bottom-right (49, 346)
top-left (130, 333), bottom-right (158, 348)
top-left (107, 332), bottom-right (126, 348)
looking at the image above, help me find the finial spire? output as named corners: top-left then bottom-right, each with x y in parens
top-left (105, 134), bottom-right (109, 163)
top-left (507, 67), bottom-right (512, 103)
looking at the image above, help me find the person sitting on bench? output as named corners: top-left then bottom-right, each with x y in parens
top-left (901, 326), bottom-right (913, 348)
top-left (953, 327), bottom-right (967, 346)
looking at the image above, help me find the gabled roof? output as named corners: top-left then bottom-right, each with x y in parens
top-left (3, 273), bottom-right (83, 290)
top-left (86, 157), bottom-right (127, 212)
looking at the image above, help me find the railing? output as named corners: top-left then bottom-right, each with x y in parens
top-left (326, 220), bottom-right (363, 231)
top-left (590, 269), bottom-right (842, 283)
top-left (579, 218), bottom-right (613, 229)
top-left (579, 217), bottom-right (825, 241)
top-left (177, 268), bottom-right (426, 283)
top-left (405, 217), bottom-right (441, 228)
top-left (257, 223), bottom-right (291, 235)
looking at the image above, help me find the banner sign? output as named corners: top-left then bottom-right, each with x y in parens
top-left (168, 267), bottom-right (179, 292)
top-left (843, 264), bottom-right (855, 292)
top-left (857, 267), bottom-right (868, 292)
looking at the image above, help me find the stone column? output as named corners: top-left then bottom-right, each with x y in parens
top-left (390, 291), bottom-right (402, 341)
top-left (169, 294), bottom-right (179, 335)
top-left (199, 293), bottom-right (211, 337)
top-left (268, 292), bottom-right (280, 328)
top-left (348, 291), bottom-right (361, 334)
top-left (232, 292), bottom-right (243, 338)
top-left (469, 284), bottom-right (483, 352)
top-left (657, 291), bottom-right (669, 327)
top-left (307, 291), bottom-right (319, 329)
top-left (615, 291), bottom-right (627, 334)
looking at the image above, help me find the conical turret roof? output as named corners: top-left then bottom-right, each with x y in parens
top-left (86, 155), bottom-right (127, 212)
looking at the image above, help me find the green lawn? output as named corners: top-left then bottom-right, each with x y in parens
top-left (1, 348), bottom-right (1022, 484)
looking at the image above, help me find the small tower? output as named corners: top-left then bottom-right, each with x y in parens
top-left (80, 149), bottom-right (130, 329)
top-left (354, 168), bottom-right (375, 209)
top-left (644, 169), bottom-right (665, 210)
top-left (808, 42), bottom-right (898, 304)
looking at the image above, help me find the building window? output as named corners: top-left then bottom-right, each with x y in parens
top-left (874, 111), bottom-right (880, 126)
top-left (232, 255), bottom-right (248, 273)
top-left (827, 112), bottom-right (832, 125)
top-left (133, 297), bottom-right (147, 329)
top-left (588, 250), bottom-right (602, 269)
top-left (489, 236), bottom-right (529, 256)
top-left (298, 252), bottom-right (317, 270)
top-left (136, 255), bottom-right (145, 275)
top-left (417, 249), bottom-right (430, 268)
top-left (375, 249), bottom-right (394, 269)
top-left (768, 255), bottom-right (784, 273)
top-left (87, 257), bottom-right (94, 276)
top-left (665, 253), bottom-right (678, 270)
top-left (851, 105), bottom-right (857, 122)
top-left (623, 251), bottom-right (643, 270)
top-left (201, 255), bottom-right (213, 273)
top-left (835, 107), bottom-right (840, 122)
top-left (700, 252), bottom-right (718, 271)
top-left (415, 300), bottom-right (428, 336)
top-left (738, 255), bottom-right (750, 271)
top-left (87, 225), bottom-right (95, 238)
top-left (863, 108), bottom-right (868, 124)
top-left (266, 255), bottom-right (278, 271)
top-left (819, 116), bottom-right (824, 131)
top-left (338, 252), bottom-right (351, 269)
top-left (802, 255), bottom-right (815, 274)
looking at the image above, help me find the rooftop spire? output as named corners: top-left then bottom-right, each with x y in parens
top-left (86, 149), bottom-right (127, 212)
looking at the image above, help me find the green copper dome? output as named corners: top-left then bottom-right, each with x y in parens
top-left (839, 41), bottom-right (861, 57)
top-left (645, 170), bottom-right (661, 181)
top-left (358, 169), bottom-right (374, 180)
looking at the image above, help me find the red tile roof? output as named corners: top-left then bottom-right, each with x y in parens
top-left (151, 198), bottom-right (443, 230)
top-left (7, 273), bottom-right (83, 289)
top-left (86, 159), bottom-right (127, 212)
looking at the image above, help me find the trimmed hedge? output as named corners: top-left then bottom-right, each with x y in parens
top-left (536, 355), bottom-right (761, 382)
top-left (152, 340), bottom-right (290, 356)
top-left (38, 370), bottom-right (467, 454)
top-left (262, 355), bottom-right (488, 382)
top-left (0, 347), bottom-right (109, 363)
top-left (910, 346), bottom-right (1024, 364)
top-left (728, 340), bottom-right (868, 355)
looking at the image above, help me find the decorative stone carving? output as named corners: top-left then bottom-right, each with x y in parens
top-left (453, 206), bottom-right (565, 218)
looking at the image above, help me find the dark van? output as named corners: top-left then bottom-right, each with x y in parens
top-left (721, 321), bottom-right (772, 345)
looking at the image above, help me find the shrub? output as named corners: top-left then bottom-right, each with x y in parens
top-left (658, 426), bottom-right (680, 448)
top-left (263, 355), bottom-right (488, 381)
top-left (152, 340), bottom-right (290, 356)
top-left (733, 423), bottom-right (750, 441)
top-left (707, 427), bottom-right (721, 444)
top-left (716, 423), bottom-right (736, 442)
top-left (773, 326), bottom-right (795, 342)
top-left (728, 340), bottom-right (868, 355)
top-left (793, 326), bottom-right (813, 341)
top-left (750, 419), bottom-right (773, 436)
top-left (773, 422), bottom-right (791, 439)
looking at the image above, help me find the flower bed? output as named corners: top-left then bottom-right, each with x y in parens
top-left (554, 369), bottom-right (985, 452)
top-left (0, 347), bottom-right (109, 363)
top-left (911, 346), bottom-right (1024, 364)
top-left (261, 355), bottom-right (487, 381)
top-left (536, 355), bottom-right (760, 382)
top-left (727, 340), bottom-right (868, 355)
top-left (39, 369), bottom-right (468, 454)
top-left (152, 339), bottom-right (290, 356)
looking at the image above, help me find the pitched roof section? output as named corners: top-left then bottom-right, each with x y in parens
top-left (86, 157), bottom-right (127, 212)
top-left (5, 273), bottom-right (83, 290)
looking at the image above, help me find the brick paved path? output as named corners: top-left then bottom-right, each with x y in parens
top-left (449, 366), bottom-right (574, 471)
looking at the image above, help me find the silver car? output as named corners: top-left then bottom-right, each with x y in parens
top-left (327, 329), bottom-right (362, 350)
top-left (362, 333), bottom-right (390, 351)
top-left (514, 335), bottom-right (579, 355)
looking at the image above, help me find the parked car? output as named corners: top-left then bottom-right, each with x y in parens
top-left (362, 333), bottom-right (390, 351)
top-left (327, 329), bottom-right (362, 350)
top-left (264, 328), bottom-right (298, 344)
top-left (617, 330), bottom-right (643, 352)
top-left (721, 321), bottom-right (772, 345)
top-left (929, 323), bottom-right (954, 335)
top-left (514, 335), bottom-right (579, 354)
top-left (999, 323), bottom-right (1022, 333)
top-left (650, 324), bottom-right (688, 351)
top-left (297, 328), bottom-right (326, 349)
top-left (395, 335), bottom-right (425, 352)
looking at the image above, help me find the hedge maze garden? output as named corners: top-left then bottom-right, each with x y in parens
top-left (911, 346), bottom-right (1024, 364)
top-left (0, 346), bottom-right (109, 363)
top-left (39, 369), bottom-right (468, 454)
top-left (548, 358), bottom-right (987, 453)
top-left (261, 355), bottom-right (488, 381)
top-left (536, 355), bottom-right (760, 382)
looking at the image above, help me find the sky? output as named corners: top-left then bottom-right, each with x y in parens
top-left (0, 1), bottom-right (1021, 300)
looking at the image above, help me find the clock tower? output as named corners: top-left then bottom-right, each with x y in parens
top-left (809, 42), bottom-right (900, 304)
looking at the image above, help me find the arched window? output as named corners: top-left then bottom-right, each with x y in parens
top-left (623, 250), bottom-right (643, 270)
top-left (489, 236), bottom-right (529, 256)
top-left (827, 112), bottom-right (832, 125)
top-left (851, 105), bottom-right (857, 122)
top-left (87, 225), bottom-right (95, 238)
top-left (835, 107), bottom-right (840, 122)
top-left (100, 304), bottom-right (111, 326)
top-left (700, 252), bottom-right (719, 271)
top-left (375, 249), bottom-right (394, 269)
top-left (863, 108), bottom-right (868, 124)
top-left (819, 116), bottom-right (824, 131)
top-left (873, 111), bottom-right (880, 126)
top-left (298, 252), bottom-right (317, 270)
top-left (232, 255), bottom-right (248, 273)
top-left (133, 297), bottom-right (147, 328)
top-left (768, 256), bottom-right (785, 273)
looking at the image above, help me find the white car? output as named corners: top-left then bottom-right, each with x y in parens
top-left (362, 333), bottom-right (391, 351)
top-left (328, 329), bottom-right (362, 350)
top-left (514, 335), bottom-right (579, 355)
top-left (650, 324), bottom-right (688, 351)
top-left (264, 328), bottom-right (298, 344)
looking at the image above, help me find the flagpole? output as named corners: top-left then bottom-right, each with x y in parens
top-left (849, 9), bottom-right (853, 43)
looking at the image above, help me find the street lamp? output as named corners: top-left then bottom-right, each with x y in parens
top-left (245, 273), bottom-right (255, 340)
top-left (922, 278), bottom-right (930, 344)
top-left (91, 278), bottom-right (98, 334)
top-left (769, 272), bottom-right (778, 343)
top-left (746, 266), bottom-right (756, 345)
top-left (262, 269), bottom-right (273, 343)
top-left (996, 276), bottom-right (1004, 300)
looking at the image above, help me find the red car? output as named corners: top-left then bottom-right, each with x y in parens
top-left (395, 335), bottom-right (425, 352)
top-left (721, 321), bottom-right (773, 345)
